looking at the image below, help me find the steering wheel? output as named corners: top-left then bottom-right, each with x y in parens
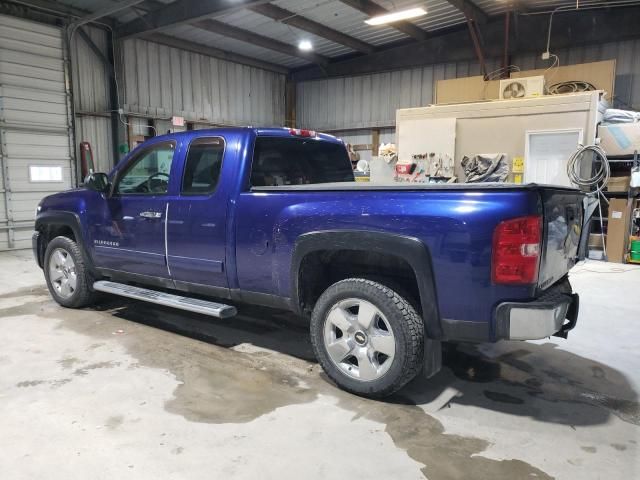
top-left (144, 172), bottom-right (170, 193)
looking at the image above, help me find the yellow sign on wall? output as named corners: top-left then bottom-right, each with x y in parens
top-left (512, 156), bottom-right (524, 174)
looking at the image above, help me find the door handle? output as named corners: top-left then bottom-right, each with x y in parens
top-left (139, 211), bottom-right (162, 219)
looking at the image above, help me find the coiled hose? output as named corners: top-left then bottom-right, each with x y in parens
top-left (566, 144), bottom-right (610, 193)
top-left (566, 144), bottom-right (610, 258)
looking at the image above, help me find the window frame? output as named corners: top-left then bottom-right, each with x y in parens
top-left (180, 136), bottom-right (226, 197)
top-left (112, 140), bottom-right (177, 196)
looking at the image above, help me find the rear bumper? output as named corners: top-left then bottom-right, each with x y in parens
top-left (495, 289), bottom-right (579, 340)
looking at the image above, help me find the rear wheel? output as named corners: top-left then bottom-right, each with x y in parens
top-left (44, 236), bottom-right (97, 308)
top-left (310, 278), bottom-right (424, 398)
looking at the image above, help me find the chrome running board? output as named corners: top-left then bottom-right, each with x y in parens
top-left (93, 280), bottom-right (237, 318)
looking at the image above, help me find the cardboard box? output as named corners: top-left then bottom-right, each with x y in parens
top-left (606, 198), bottom-right (634, 263)
top-left (599, 123), bottom-right (640, 157)
top-left (607, 176), bottom-right (631, 192)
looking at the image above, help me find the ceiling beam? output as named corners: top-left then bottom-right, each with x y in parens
top-left (144, 33), bottom-right (289, 74)
top-left (70, 0), bottom-right (145, 28)
top-left (116, 0), bottom-right (269, 39)
top-left (445, 0), bottom-right (488, 24)
top-left (291, 5), bottom-right (640, 81)
top-left (192, 19), bottom-right (330, 67)
top-left (249, 3), bottom-right (376, 55)
top-left (339, 0), bottom-right (428, 41)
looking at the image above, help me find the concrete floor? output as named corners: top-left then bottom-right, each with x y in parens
top-left (0, 250), bottom-right (638, 480)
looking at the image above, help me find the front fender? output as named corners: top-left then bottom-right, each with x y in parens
top-left (34, 210), bottom-right (95, 273)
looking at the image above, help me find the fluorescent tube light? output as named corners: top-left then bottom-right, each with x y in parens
top-left (365, 7), bottom-right (427, 25)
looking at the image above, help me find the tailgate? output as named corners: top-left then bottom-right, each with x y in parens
top-left (538, 189), bottom-right (585, 290)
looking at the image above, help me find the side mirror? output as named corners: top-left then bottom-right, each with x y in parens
top-left (84, 172), bottom-right (110, 194)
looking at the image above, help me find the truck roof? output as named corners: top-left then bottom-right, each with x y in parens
top-left (152, 126), bottom-right (344, 145)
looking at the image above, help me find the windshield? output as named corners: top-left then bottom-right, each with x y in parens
top-left (250, 137), bottom-right (354, 187)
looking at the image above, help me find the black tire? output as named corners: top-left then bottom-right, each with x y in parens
top-left (310, 278), bottom-right (424, 398)
top-left (43, 236), bottom-right (97, 309)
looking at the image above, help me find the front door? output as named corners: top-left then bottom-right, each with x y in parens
top-left (166, 136), bottom-right (228, 291)
top-left (90, 140), bottom-right (177, 279)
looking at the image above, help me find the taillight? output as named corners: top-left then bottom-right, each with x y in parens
top-left (289, 128), bottom-right (316, 137)
top-left (491, 215), bottom-right (542, 285)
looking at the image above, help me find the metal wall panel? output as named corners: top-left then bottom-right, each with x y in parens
top-left (121, 38), bottom-right (286, 127)
top-left (71, 25), bottom-right (110, 112)
top-left (0, 14), bottom-right (73, 250)
top-left (298, 39), bottom-right (640, 130)
top-left (69, 25), bottom-right (115, 171)
top-left (296, 58), bottom-right (500, 130)
top-left (75, 116), bottom-right (113, 173)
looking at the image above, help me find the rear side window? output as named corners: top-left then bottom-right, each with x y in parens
top-left (250, 137), bottom-right (354, 187)
top-left (181, 137), bottom-right (225, 195)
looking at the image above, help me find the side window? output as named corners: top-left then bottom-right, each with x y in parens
top-left (250, 137), bottom-right (354, 187)
top-left (115, 142), bottom-right (176, 195)
top-left (181, 137), bottom-right (225, 195)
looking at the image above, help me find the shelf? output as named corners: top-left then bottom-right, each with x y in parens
top-left (606, 154), bottom-right (637, 160)
top-left (608, 159), bottom-right (636, 164)
top-left (603, 191), bottom-right (637, 197)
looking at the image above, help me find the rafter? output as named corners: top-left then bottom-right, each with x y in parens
top-left (291, 5), bottom-right (640, 81)
top-left (445, 0), bottom-right (488, 24)
top-left (70, 0), bottom-right (145, 28)
top-left (249, 3), bottom-right (376, 55)
top-left (192, 19), bottom-right (330, 67)
top-left (116, 0), bottom-right (268, 39)
top-left (339, 0), bottom-right (428, 41)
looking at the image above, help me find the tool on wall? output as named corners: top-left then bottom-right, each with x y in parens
top-left (395, 151), bottom-right (455, 183)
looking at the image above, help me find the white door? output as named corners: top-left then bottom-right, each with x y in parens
top-left (0, 14), bottom-right (74, 249)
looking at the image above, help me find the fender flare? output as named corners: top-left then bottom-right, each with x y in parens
top-left (34, 210), bottom-right (95, 272)
top-left (291, 230), bottom-right (442, 339)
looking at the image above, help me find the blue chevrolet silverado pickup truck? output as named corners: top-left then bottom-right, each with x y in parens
top-left (33, 127), bottom-right (586, 397)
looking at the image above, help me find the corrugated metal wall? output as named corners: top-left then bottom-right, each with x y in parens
top-left (297, 38), bottom-right (640, 131)
top-left (120, 38), bottom-right (286, 127)
top-left (296, 58), bottom-right (502, 131)
top-left (71, 25), bottom-right (113, 173)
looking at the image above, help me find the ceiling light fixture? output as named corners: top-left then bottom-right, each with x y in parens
top-left (298, 40), bottom-right (313, 51)
top-left (365, 7), bottom-right (427, 26)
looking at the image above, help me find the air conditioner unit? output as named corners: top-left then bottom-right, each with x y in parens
top-left (499, 76), bottom-right (545, 100)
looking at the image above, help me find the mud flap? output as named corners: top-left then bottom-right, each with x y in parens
top-left (423, 338), bottom-right (442, 378)
top-left (553, 293), bottom-right (580, 339)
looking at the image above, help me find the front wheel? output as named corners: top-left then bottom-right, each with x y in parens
top-left (43, 236), bottom-right (97, 308)
top-left (310, 278), bottom-right (424, 398)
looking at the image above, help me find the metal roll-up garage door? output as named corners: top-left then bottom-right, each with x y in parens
top-left (0, 14), bottom-right (74, 250)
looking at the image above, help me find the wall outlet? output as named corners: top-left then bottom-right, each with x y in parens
top-left (541, 51), bottom-right (550, 60)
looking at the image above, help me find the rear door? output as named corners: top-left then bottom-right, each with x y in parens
top-left (89, 141), bottom-right (176, 278)
top-left (538, 188), bottom-right (585, 290)
top-left (166, 136), bottom-right (229, 292)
